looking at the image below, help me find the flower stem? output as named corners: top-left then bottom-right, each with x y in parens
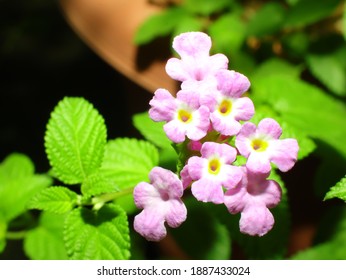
top-left (6, 230), bottom-right (27, 240)
top-left (91, 187), bottom-right (135, 210)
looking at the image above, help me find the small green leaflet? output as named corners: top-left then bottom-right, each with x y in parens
top-left (284, 0), bottom-right (340, 28)
top-left (45, 97), bottom-right (107, 185)
top-left (132, 112), bottom-right (172, 150)
top-left (183, 0), bottom-right (231, 16)
top-left (28, 186), bottom-right (79, 214)
top-left (0, 153), bottom-right (52, 222)
top-left (24, 212), bottom-right (68, 260)
top-left (81, 172), bottom-right (119, 198)
top-left (132, 112), bottom-right (176, 168)
top-left (209, 13), bottom-right (246, 55)
top-left (324, 176), bottom-right (346, 202)
top-left (100, 138), bottom-right (159, 189)
top-left (246, 2), bottom-right (286, 37)
top-left (99, 138), bottom-right (159, 213)
top-left (306, 54), bottom-right (346, 96)
top-left (64, 204), bottom-right (130, 260)
top-left (134, 7), bottom-right (186, 45)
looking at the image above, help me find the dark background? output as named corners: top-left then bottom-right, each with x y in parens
top-left (0, 0), bottom-right (152, 173)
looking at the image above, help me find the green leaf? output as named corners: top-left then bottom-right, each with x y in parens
top-left (251, 75), bottom-right (346, 159)
top-left (0, 155), bottom-right (52, 223)
top-left (0, 153), bottom-right (34, 180)
top-left (81, 172), bottom-right (119, 198)
top-left (246, 2), bottom-right (286, 36)
top-left (183, 0), bottom-right (231, 16)
top-left (284, 0), bottom-right (341, 28)
top-left (173, 16), bottom-right (204, 39)
top-left (99, 138), bottom-right (159, 213)
top-left (64, 204), bottom-right (130, 260)
top-left (132, 112), bottom-right (176, 169)
top-left (209, 13), bottom-right (246, 55)
top-left (24, 212), bottom-right (68, 260)
top-left (100, 138), bottom-right (159, 189)
top-left (28, 186), bottom-right (79, 214)
top-left (45, 97), bottom-right (107, 184)
top-left (307, 54), bottom-right (346, 96)
top-left (0, 213), bottom-right (7, 253)
top-left (132, 112), bottom-right (171, 150)
top-left (134, 7), bottom-right (186, 45)
top-left (251, 58), bottom-right (302, 80)
top-left (324, 176), bottom-right (346, 202)
top-left (171, 197), bottom-right (231, 259)
top-left (292, 240), bottom-right (346, 259)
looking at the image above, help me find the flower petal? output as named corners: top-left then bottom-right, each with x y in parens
top-left (191, 178), bottom-right (224, 204)
top-left (149, 89), bottom-right (177, 121)
top-left (239, 205), bottom-right (275, 236)
top-left (258, 118), bottom-right (282, 139)
top-left (165, 199), bottom-right (187, 228)
top-left (269, 138), bottom-right (299, 172)
top-left (134, 209), bottom-right (167, 241)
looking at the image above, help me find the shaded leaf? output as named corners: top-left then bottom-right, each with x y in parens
top-left (0, 175), bottom-right (51, 222)
top-left (45, 97), bottom-right (107, 184)
top-left (132, 112), bottom-right (171, 150)
top-left (183, 0), bottom-right (231, 16)
top-left (99, 138), bottom-right (159, 213)
top-left (0, 213), bottom-right (6, 253)
top-left (64, 204), bottom-right (130, 260)
top-left (134, 7), bottom-right (186, 45)
top-left (251, 58), bottom-right (302, 80)
top-left (246, 2), bottom-right (286, 36)
top-left (209, 13), bottom-right (246, 55)
top-left (284, 0), bottom-right (340, 28)
top-left (24, 212), bottom-right (68, 260)
top-left (307, 54), bottom-right (346, 96)
top-left (171, 197), bottom-right (231, 260)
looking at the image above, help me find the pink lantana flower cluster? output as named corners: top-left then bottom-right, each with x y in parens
top-left (133, 32), bottom-right (299, 241)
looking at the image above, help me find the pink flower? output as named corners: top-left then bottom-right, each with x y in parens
top-left (133, 167), bottom-right (187, 241)
top-left (224, 167), bottom-right (282, 236)
top-left (149, 88), bottom-right (210, 143)
top-left (200, 70), bottom-right (254, 136)
top-left (185, 142), bottom-right (243, 204)
top-left (166, 32), bottom-right (228, 83)
top-left (165, 32), bottom-right (228, 98)
top-left (235, 118), bottom-right (299, 174)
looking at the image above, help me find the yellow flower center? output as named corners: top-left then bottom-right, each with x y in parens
top-left (178, 109), bottom-right (192, 123)
top-left (218, 99), bottom-right (232, 115)
top-left (208, 158), bottom-right (221, 175)
top-left (251, 138), bottom-right (268, 152)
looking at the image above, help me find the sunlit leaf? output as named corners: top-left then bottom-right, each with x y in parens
top-left (24, 212), bottom-right (68, 260)
top-left (28, 186), bottom-right (79, 214)
top-left (45, 97), bottom-right (107, 184)
top-left (324, 176), bottom-right (346, 202)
